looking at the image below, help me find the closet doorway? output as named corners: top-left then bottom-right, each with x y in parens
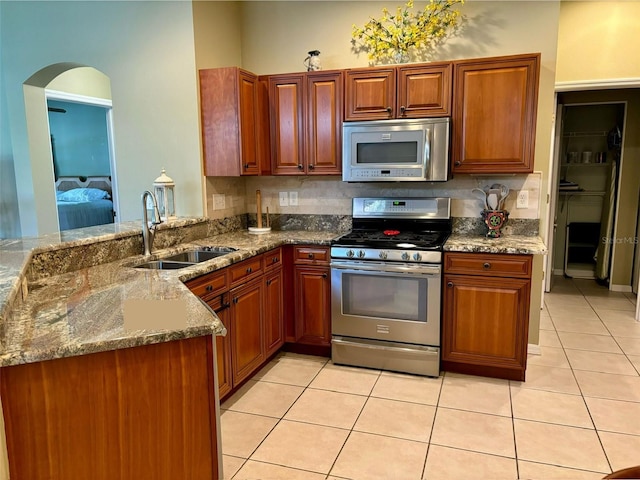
top-left (553, 101), bottom-right (625, 283)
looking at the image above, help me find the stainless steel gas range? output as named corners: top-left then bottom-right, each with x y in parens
top-left (330, 197), bottom-right (451, 377)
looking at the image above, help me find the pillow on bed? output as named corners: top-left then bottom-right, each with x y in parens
top-left (57, 188), bottom-right (111, 202)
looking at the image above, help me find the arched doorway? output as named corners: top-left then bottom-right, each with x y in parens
top-left (23, 63), bottom-right (119, 233)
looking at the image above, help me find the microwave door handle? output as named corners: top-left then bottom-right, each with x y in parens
top-left (424, 127), bottom-right (431, 179)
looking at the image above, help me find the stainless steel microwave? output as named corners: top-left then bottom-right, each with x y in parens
top-left (342, 118), bottom-right (450, 182)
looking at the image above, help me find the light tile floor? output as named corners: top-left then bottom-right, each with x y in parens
top-left (220, 277), bottom-right (640, 479)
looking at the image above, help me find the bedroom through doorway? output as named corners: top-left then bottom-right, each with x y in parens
top-left (47, 93), bottom-right (118, 231)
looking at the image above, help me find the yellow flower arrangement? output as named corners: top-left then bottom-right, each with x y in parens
top-left (351, 0), bottom-right (464, 64)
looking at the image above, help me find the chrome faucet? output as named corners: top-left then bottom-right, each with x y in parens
top-left (141, 190), bottom-right (162, 256)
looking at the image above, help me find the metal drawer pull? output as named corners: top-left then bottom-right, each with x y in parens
top-left (246, 267), bottom-right (252, 273)
top-left (447, 281), bottom-right (453, 288)
top-left (272, 257), bottom-right (279, 263)
top-left (322, 273), bottom-right (327, 279)
top-left (266, 279), bottom-right (272, 286)
top-left (483, 262), bottom-right (491, 269)
top-left (205, 285), bottom-right (213, 292)
top-left (308, 253), bottom-right (314, 259)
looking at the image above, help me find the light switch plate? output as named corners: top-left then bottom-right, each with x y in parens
top-left (279, 192), bottom-right (289, 207)
top-left (289, 191), bottom-right (298, 206)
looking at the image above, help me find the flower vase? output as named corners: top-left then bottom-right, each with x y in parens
top-left (393, 51), bottom-right (410, 64)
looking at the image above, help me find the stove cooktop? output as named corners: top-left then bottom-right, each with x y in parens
top-left (332, 229), bottom-right (450, 250)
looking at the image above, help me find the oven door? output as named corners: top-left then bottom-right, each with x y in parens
top-left (330, 260), bottom-right (441, 346)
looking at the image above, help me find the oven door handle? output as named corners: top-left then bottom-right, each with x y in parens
top-left (330, 261), bottom-right (441, 276)
top-left (332, 337), bottom-right (439, 355)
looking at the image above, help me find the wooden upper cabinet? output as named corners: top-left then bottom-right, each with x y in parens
top-left (397, 63), bottom-right (452, 118)
top-left (345, 64), bottom-right (452, 121)
top-left (199, 67), bottom-right (269, 176)
top-left (269, 74), bottom-right (305, 175)
top-left (306, 71), bottom-right (343, 175)
top-left (345, 68), bottom-right (396, 120)
top-left (269, 71), bottom-right (343, 176)
top-left (452, 53), bottom-right (540, 174)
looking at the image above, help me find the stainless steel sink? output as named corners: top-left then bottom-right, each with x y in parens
top-left (162, 247), bottom-right (238, 263)
top-left (133, 246), bottom-right (238, 270)
top-left (134, 260), bottom-right (194, 270)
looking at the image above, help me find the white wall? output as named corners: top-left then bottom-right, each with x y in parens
top-left (0, 1), bottom-right (204, 238)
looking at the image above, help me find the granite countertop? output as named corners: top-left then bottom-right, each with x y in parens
top-left (0, 222), bottom-right (544, 368)
top-left (445, 233), bottom-right (547, 255)
top-left (0, 228), bottom-right (338, 368)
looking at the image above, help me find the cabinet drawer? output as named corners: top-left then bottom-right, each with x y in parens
top-left (293, 246), bottom-right (329, 265)
top-left (264, 247), bottom-right (283, 271)
top-left (444, 252), bottom-right (532, 278)
top-left (229, 256), bottom-right (264, 288)
top-left (185, 269), bottom-right (228, 301)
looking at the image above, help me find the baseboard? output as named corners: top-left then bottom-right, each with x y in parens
top-left (610, 284), bottom-right (633, 293)
top-left (528, 343), bottom-right (541, 356)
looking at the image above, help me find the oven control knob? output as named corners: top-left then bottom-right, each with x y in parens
top-left (357, 250), bottom-right (366, 259)
top-left (401, 252), bottom-right (410, 261)
top-left (346, 249), bottom-right (355, 258)
top-left (379, 251), bottom-right (388, 260)
top-left (413, 253), bottom-right (422, 262)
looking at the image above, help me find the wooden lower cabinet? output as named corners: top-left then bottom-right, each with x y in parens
top-left (442, 252), bottom-right (532, 381)
top-left (214, 304), bottom-right (233, 399)
top-left (1, 337), bottom-right (220, 480)
top-left (294, 265), bottom-right (331, 346)
top-left (229, 276), bottom-right (265, 385)
top-left (264, 267), bottom-right (284, 357)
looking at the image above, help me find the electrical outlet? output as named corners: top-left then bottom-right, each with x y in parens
top-left (279, 191), bottom-right (289, 207)
top-left (289, 191), bottom-right (299, 206)
top-left (517, 190), bottom-right (529, 209)
top-left (212, 194), bottom-right (225, 210)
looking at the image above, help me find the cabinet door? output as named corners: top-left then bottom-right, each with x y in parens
top-left (397, 63), bottom-right (452, 118)
top-left (452, 54), bottom-right (540, 174)
top-left (442, 274), bottom-right (531, 381)
top-left (264, 268), bottom-right (284, 358)
top-left (344, 68), bottom-right (396, 121)
top-left (270, 74), bottom-right (305, 175)
top-left (199, 67), bottom-right (260, 176)
top-left (306, 71), bottom-right (343, 175)
top-left (214, 304), bottom-right (232, 400)
top-left (230, 278), bottom-right (265, 385)
top-left (294, 266), bottom-right (331, 346)
top-left (237, 70), bottom-right (260, 175)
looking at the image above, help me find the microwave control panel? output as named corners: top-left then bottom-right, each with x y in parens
top-left (349, 168), bottom-right (423, 179)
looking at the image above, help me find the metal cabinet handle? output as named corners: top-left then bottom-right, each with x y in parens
top-left (454, 161), bottom-right (461, 166)
top-left (309, 164), bottom-right (315, 170)
top-left (233, 297), bottom-right (238, 304)
top-left (322, 273), bottom-right (327, 279)
top-left (244, 163), bottom-right (249, 169)
top-left (386, 107), bottom-right (392, 113)
top-left (205, 285), bottom-right (213, 292)
top-left (246, 267), bottom-right (252, 273)
top-left (400, 106), bottom-right (406, 115)
top-left (308, 253), bottom-right (314, 259)
top-left (483, 263), bottom-right (491, 269)
top-left (297, 164), bottom-right (304, 170)
top-left (266, 279), bottom-right (272, 286)
top-left (447, 281), bottom-right (453, 288)
top-left (272, 257), bottom-right (279, 263)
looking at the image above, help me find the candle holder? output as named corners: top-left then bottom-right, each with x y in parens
top-left (481, 210), bottom-right (509, 238)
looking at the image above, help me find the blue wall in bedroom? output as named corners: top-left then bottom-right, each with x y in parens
top-left (47, 100), bottom-right (111, 179)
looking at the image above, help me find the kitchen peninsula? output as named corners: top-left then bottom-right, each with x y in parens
top-left (0, 218), bottom-right (337, 480)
